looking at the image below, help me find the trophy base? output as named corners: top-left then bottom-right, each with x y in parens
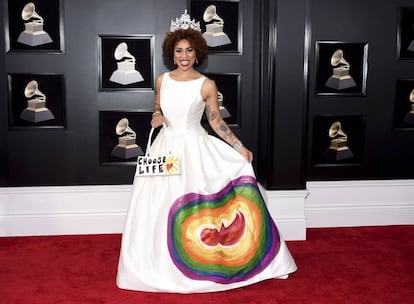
top-left (219, 106), bottom-right (231, 119)
top-left (325, 147), bottom-right (354, 161)
top-left (111, 144), bottom-right (144, 159)
top-left (408, 40), bottom-right (414, 52)
top-left (17, 31), bottom-right (53, 47)
top-left (117, 61), bottom-right (136, 72)
top-left (325, 76), bottom-right (357, 90)
top-left (20, 108), bottom-right (55, 123)
top-left (110, 70), bottom-right (144, 85)
top-left (403, 112), bottom-right (414, 125)
top-left (202, 32), bottom-right (231, 47)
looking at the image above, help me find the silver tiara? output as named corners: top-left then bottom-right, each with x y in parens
top-left (170, 9), bottom-right (201, 32)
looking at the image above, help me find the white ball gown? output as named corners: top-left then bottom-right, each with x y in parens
top-left (116, 72), bottom-right (297, 293)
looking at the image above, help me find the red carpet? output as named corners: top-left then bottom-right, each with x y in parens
top-left (1, 225), bottom-right (413, 303)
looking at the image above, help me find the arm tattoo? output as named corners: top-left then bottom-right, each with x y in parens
top-left (206, 103), bottom-right (235, 143)
top-left (218, 122), bottom-right (234, 141)
top-left (205, 105), bottom-right (218, 121)
top-left (219, 123), bottom-right (228, 132)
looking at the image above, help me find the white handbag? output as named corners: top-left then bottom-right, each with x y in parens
top-left (135, 125), bottom-right (181, 177)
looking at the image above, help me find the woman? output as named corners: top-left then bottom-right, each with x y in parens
top-left (116, 10), bottom-right (297, 293)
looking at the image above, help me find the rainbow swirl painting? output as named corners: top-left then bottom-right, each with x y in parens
top-left (167, 175), bottom-right (280, 283)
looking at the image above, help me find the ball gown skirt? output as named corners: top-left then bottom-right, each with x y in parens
top-left (116, 73), bottom-right (297, 293)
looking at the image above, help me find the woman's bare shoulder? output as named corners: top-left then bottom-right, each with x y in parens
top-left (156, 73), bottom-right (165, 82)
top-left (155, 73), bottom-right (165, 90)
top-left (202, 77), bottom-right (217, 92)
top-left (201, 77), bottom-right (218, 101)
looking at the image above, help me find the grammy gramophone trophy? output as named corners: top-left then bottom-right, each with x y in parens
top-left (403, 88), bottom-right (414, 125)
top-left (325, 49), bottom-right (357, 90)
top-left (408, 40), bottom-right (414, 52)
top-left (408, 30), bottom-right (414, 52)
top-left (109, 42), bottom-right (144, 85)
top-left (111, 118), bottom-right (144, 159)
top-left (17, 2), bottom-right (53, 46)
top-left (218, 91), bottom-right (231, 119)
top-left (202, 5), bottom-right (231, 47)
top-left (20, 80), bottom-right (55, 123)
top-left (324, 121), bottom-right (354, 161)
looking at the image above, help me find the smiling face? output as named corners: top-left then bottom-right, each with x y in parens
top-left (173, 39), bottom-right (196, 71)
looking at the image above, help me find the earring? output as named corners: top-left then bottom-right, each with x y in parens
top-left (195, 58), bottom-right (199, 65)
top-left (173, 58), bottom-right (176, 65)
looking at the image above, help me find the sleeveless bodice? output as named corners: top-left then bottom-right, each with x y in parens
top-left (160, 72), bottom-right (206, 135)
top-left (117, 71), bottom-right (297, 293)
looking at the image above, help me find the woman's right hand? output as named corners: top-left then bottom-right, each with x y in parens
top-left (151, 112), bottom-right (165, 128)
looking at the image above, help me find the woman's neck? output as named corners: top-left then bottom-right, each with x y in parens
top-left (170, 68), bottom-right (201, 81)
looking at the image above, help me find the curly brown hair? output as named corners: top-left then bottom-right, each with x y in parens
top-left (162, 29), bottom-right (208, 67)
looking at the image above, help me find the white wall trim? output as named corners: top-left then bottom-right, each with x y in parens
top-left (1, 179), bottom-right (413, 240)
top-left (306, 179), bottom-right (414, 227)
top-left (0, 185), bottom-right (131, 237)
top-left (265, 190), bottom-right (308, 240)
top-left (0, 184), bottom-right (308, 240)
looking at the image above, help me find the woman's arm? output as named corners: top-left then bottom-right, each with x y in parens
top-left (202, 78), bottom-right (253, 162)
top-left (151, 74), bottom-right (166, 128)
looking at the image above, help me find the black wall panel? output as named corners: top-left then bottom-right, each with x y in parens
top-left (1, 0), bottom-right (413, 188)
top-left (257, 0), bottom-right (307, 189)
top-left (0, 9), bottom-right (6, 184)
top-left (306, 0), bottom-right (414, 180)
top-left (0, 0), bottom-right (266, 187)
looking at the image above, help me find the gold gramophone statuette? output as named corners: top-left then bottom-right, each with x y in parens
top-left (325, 121), bottom-right (354, 161)
top-left (408, 31), bottom-right (414, 52)
top-left (17, 2), bottom-right (53, 46)
top-left (408, 89), bottom-right (414, 114)
top-left (217, 91), bottom-right (231, 119)
top-left (111, 118), bottom-right (144, 159)
top-left (403, 88), bottom-right (414, 125)
top-left (20, 80), bottom-right (55, 123)
top-left (109, 42), bottom-right (144, 85)
top-left (202, 5), bottom-right (231, 47)
top-left (325, 49), bottom-right (357, 90)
